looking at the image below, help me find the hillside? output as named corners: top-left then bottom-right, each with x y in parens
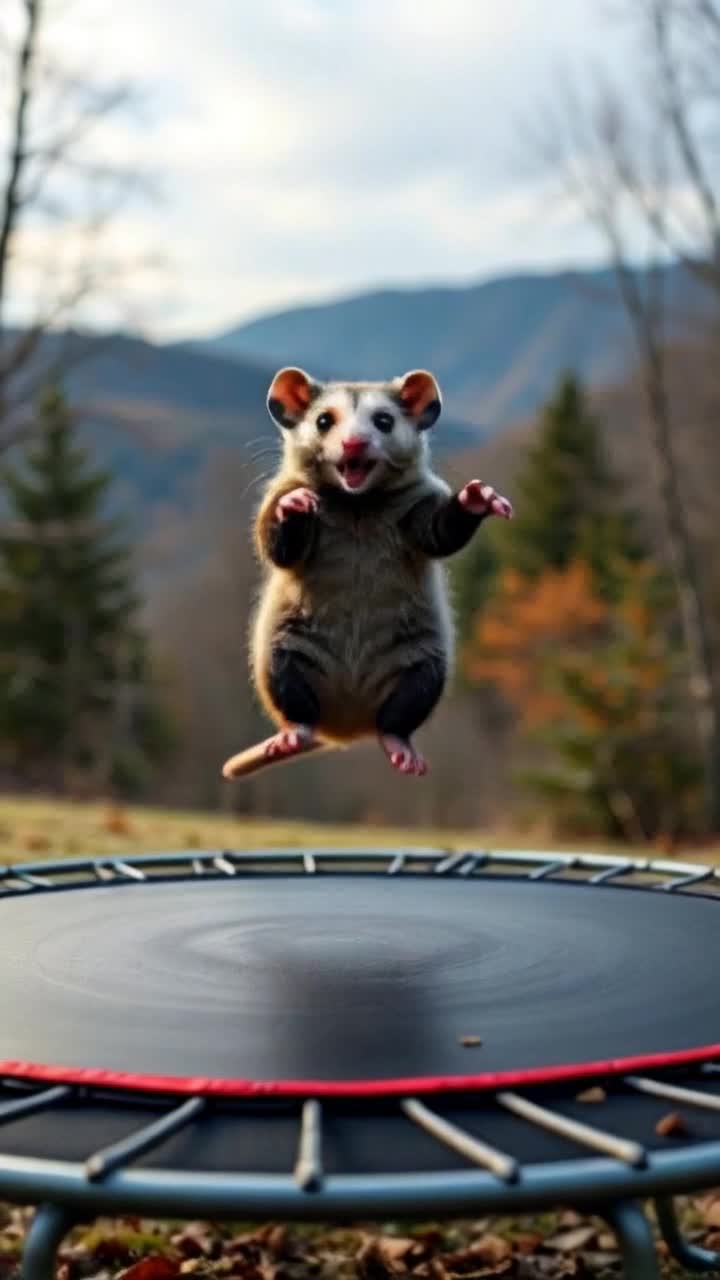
top-left (200, 263), bottom-right (706, 429)
top-left (7, 262), bottom-right (711, 529)
top-left (446, 336), bottom-right (718, 570)
top-left (26, 331), bottom-right (481, 519)
top-left (3, 332), bottom-right (272, 514)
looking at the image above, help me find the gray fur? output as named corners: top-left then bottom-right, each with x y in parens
top-left (251, 369), bottom-right (455, 744)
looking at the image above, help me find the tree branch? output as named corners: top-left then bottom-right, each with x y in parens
top-left (0, 0), bottom-right (40, 333)
top-left (650, 0), bottom-right (720, 269)
top-left (531, 1), bottom-right (720, 827)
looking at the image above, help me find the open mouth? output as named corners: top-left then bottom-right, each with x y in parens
top-left (336, 459), bottom-right (377, 490)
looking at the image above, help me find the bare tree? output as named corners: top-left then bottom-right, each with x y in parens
top-left (0, 0), bottom-right (156, 449)
top-left (534, 0), bottom-right (720, 830)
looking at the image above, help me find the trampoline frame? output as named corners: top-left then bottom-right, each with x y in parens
top-left (0, 846), bottom-right (719, 1280)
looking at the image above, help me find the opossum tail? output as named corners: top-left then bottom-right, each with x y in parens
top-left (221, 727), bottom-right (328, 780)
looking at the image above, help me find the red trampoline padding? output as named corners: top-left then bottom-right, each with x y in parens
top-left (2, 1043), bottom-right (720, 1099)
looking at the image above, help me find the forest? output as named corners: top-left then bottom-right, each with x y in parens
top-left (0, 0), bottom-right (719, 846)
top-left (0, 351), bottom-right (717, 847)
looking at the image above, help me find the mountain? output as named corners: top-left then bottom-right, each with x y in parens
top-left (199, 263), bottom-right (706, 429)
top-left (33, 332), bottom-right (276, 516)
top-left (445, 335), bottom-right (718, 565)
top-left (16, 331), bottom-right (481, 521)
top-left (7, 261), bottom-right (710, 530)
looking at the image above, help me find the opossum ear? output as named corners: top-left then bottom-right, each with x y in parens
top-left (267, 367), bottom-right (321, 428)
top-left (396, 370), bottom-right (442, 431)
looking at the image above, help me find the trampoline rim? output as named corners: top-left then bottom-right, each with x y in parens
top-left (1, 839), bottom-right (717, 890)
top-left (1, 1141), bottom-right (720, 1218)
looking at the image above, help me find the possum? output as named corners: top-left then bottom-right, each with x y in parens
top-left (221, 366), bottom-right (512, 780)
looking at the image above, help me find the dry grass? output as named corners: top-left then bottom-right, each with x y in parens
top-left (0, 793), bottom-right (718, 865)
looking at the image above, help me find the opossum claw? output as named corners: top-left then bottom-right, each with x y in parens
top-left (379, 734), bottom-right (428, 777)
top-left (222, 725), bottom-right (319, 779)
top-left (458, 479), bottom-right (513, 519)
top-left (264, 725), bottom-right (316, 758)
top-left (276, 487), bottom-right (319, 521)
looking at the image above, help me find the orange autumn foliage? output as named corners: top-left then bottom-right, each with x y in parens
top-left (464, 560), bottom-right (670, 730)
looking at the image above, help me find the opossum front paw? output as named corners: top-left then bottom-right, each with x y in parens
top-left (275, 487), bottom-right (319, 522)
top-left (379, 734), bottom-right (428, 777)
top-left (458, 480), bottom-right (513, 519)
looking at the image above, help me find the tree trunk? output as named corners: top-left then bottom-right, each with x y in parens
top-left (0, 0), bottom-right (40, 334)
top-left (642, 340), bottom-right (720, 830)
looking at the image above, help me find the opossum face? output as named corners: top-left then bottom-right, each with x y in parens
top-left (267, 367), bottom-right (441, 495)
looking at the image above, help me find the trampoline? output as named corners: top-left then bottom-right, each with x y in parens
top-left (1, 848), bottom-right (720, 1280)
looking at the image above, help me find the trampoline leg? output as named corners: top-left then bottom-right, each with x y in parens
top-left (20, 1203), bottom-right (75, 1280)
top-left (655, 1195), bottom-right (720, 1273)
top-left (604, 1200), bottom-right (661, 1280)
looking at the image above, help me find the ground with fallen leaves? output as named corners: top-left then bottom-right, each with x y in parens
top-left (2, 1200), bottom-right (720, 1279)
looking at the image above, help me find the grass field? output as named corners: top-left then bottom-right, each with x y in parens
top-left (1, 793), bottom-right (719, 865)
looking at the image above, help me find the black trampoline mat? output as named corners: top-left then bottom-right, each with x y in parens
top-left (1, 875), bottom-right (719, 1093)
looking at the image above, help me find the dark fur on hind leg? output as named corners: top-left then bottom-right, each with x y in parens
top-left (376, 656), bottom-right (446, 739)
top-left (267, 648), bottom-right (321, 726)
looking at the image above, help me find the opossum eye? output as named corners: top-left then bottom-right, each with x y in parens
top-left (372, 410), bottom-right (394, 433)
top-left (316, 411), bottom-right (335, 433)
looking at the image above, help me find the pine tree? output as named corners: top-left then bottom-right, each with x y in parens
top-left (465, 557), bottom-right (701, 840)
top-left (452, 373), bottom-right (641, 648)
top-left (461, 372), bottom-right (701, 840)
top-left (0, 384), bottom-right (171, 791)
top-left (505, 373), bottom-right (641, 596)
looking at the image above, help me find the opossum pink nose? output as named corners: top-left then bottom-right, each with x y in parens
top-left (342, 436), bottom-right (369, 458)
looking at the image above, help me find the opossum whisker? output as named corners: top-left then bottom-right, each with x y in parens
top-left (238, 471), bottom-right (274, 502)
top-left (243, 436), bottom-right (275, 451)
top-left (249, 450), bottom-right (281, 465)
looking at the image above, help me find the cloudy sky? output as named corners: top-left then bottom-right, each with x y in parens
top-left (4, 0), bottom-right (636, 340)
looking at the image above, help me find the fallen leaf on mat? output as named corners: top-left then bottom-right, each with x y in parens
top-left (655, 1110), bottom-right (688, 1137)
top-left (574, 1086), bottom-right (606, 1104)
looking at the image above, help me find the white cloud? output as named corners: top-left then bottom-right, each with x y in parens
top-left (1, 0), bottom-right (637, 338)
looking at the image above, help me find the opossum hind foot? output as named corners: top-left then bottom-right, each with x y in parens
top-left (379, 734), bottom-right (428, 777)
top-left (265, 724), bottom-right (316, 759)
top-left (221, 724), bottom-right (318, 779)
